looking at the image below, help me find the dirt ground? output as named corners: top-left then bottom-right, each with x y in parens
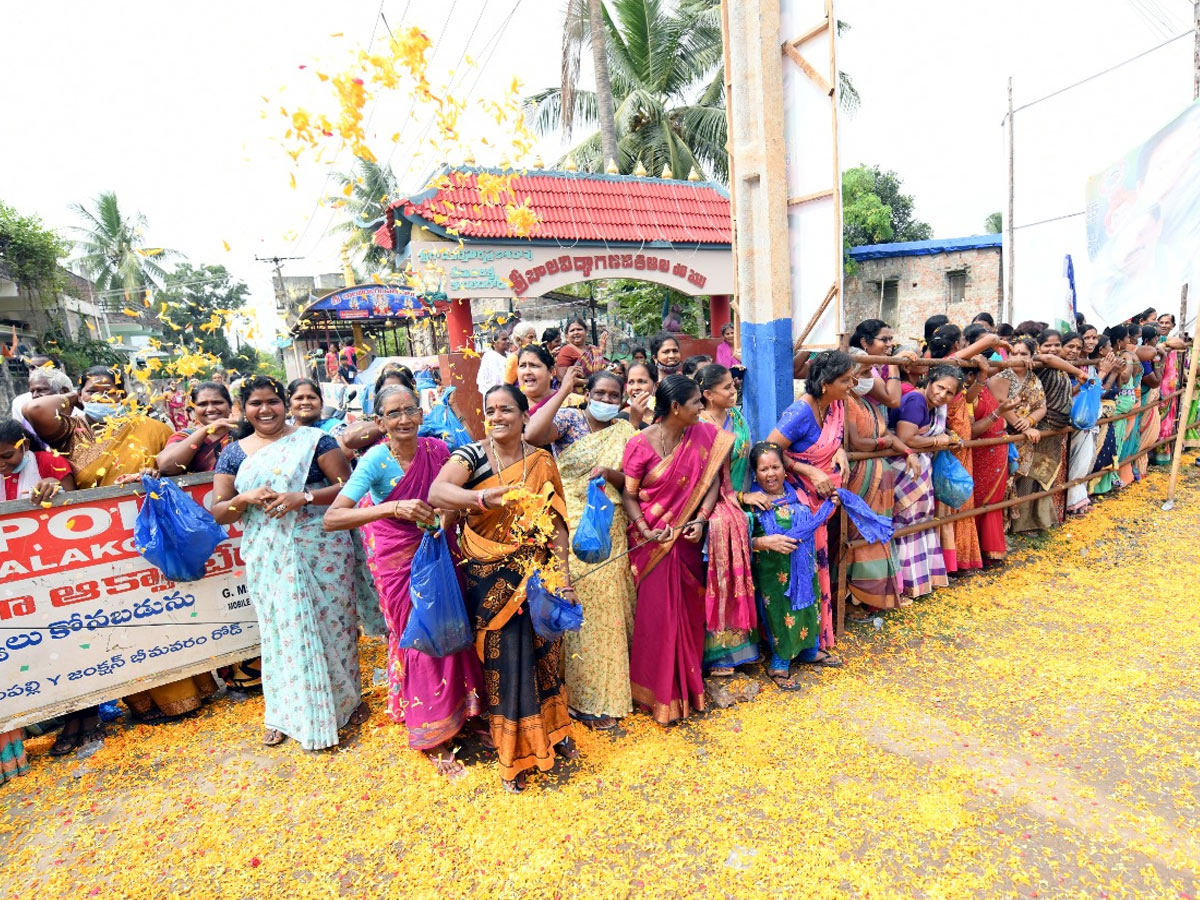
top-left (3, 468), bottom-right (1199, 900)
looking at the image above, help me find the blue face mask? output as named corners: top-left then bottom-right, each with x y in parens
top-left (588, 400), bottom-right (621, 422)
top-left (9, 451), bottom-right (32, 474)
top-left (84, 402), bottom-right (121, 420)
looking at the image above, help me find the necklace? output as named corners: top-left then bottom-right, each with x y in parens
top-left (657, 425), bottom-right (682, 458)
top-left (489, 436), bottom-right (528, 485)
top-left (387, 439), bottom-right (415, 471)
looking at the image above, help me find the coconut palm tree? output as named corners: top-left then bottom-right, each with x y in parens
top-left (70, 191), bottom-right (178, 294)
top-left (526, 0), bottom-right (728, 181)
top-left (330, 159), bottom-right (398, 271)
top-left (560, 0), bottom-right (620, 169)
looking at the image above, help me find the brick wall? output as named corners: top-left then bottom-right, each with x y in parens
top-left (844, 247), bottom-right (1003, 345)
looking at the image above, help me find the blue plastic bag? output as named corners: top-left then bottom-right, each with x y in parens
top-left (571, 476), bottom-right (614, 563)
top-left (1071, 378), bottom-right (1102, 430)
top-left (135, 475), bottom-right (227, 582)
top-left (1008, 441), bottom-right (1019, 475)
top-left (418, 386), bottom-right (474, 450)
top-left (527, 570), bottom-right (584, 641)
top-left (932, 451), bottom-right (974, 509)
top-left (400, 531), bottom-right (473, 657)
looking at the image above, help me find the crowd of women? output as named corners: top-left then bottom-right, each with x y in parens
top-left (0, 305), bottom-right (1189, 793)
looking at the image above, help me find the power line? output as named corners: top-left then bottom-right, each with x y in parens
top-left (1013, 210), bottom-right (1086, 230)
top-left (1009, 30), bottom-right (1192, 117)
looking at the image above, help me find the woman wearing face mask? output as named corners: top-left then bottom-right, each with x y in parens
top-left (891, 365), bottom-right (964, 598)
top-left (429, 384), bottom-right (575, 792)
top-left (765, 351), bottom-right (858, 665)
top-left (841, 350), bottom-right (909, 614)
top-left (990, 338), bottom-right (1053, 528)
top-left (211, 376), bottom-right (369, 750)
top-left (24, 365), bottom-right (172, 488)
top-left (621, 376), bottom-right (732, 721)
top-left (649, 332), bottom-right (682, 377)
top-left (526, 370), bottom-right (637, 730)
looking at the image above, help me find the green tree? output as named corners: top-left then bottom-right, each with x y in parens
top-left (331, 159), bottom-right (397, 271)
top-left (157, 263), bottom-right (249, 369)
top-left (560, 0), bottom-right (621, 168)
top-left (985, 211), bottom-right (1003, 234)
top-left (842, 164), bottom-right (932, 250)
top-left (41, 325), bottom-right (122, 378)
top-left (525, 0), bottom-right (728, 180)
top-left (70, 191), bottom-right (180, 295)
top-left (0, 202), bottom-right (69, 295)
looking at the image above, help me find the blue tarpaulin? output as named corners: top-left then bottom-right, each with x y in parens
top-left (848, 234), bottom-right (1002, 261)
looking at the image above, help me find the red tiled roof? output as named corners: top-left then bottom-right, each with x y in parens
top-left (379, 166), bottom-right (732, 247)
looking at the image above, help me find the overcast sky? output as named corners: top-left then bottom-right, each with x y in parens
top-left (2, 0), bottom-right (1195, 339)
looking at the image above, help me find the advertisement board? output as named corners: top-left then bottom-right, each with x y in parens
top-left (0, 475), bottom-right (258, 731)
top-left (1086, 99), bottom-right (1200, 324)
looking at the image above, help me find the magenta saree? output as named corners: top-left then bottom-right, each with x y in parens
top-left (624, 422), bottom-right (734, 724)
top-left (371, 437), bottom-right (484, 749)
top-left (781, 400), bottom-right (845, 649)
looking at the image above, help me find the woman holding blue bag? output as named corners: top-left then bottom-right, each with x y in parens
top-left (211, 376), bottom-right (369, 750)
top-left (430, 383), bottom-right (575, 793)
top-left (526, 367), bottom-right (637, 731)
top-left (324, 385), bottom-right (486, 777)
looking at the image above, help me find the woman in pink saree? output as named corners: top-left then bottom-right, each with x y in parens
top-left (325, 385), bottom-right (485, 776)
top-left (766, 351), bottom-right (858, 666)
top-left (621, 376), bottom-right (733, 724)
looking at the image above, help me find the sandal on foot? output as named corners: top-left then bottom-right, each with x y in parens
top-left (501, 773), bottom-right (527, 794)
top-left (769, 670), bottom-right (802, 691)
top-left (263, 728), bottom-right (287, 746)
top-left (471, 723), bottom-right (497, 750)
top-left (570, 711), bottom-right (618, 731)
top-left (346, 701), bottom-right (370, 728)
top-left (50, 726), bottom-right (82, 757)
top-left (554, 737), bottom-right (579, 760)
top-left (708, 666), bottom-right (735, 677)
top-left (799, 650), bottom-right (843, 668)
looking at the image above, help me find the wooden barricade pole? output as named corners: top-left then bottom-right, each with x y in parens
top-left (1164, 340), bottom-right (1200, 509)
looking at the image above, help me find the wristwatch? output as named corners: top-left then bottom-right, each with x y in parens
top-left (302, 490), bottom-right (314, 506)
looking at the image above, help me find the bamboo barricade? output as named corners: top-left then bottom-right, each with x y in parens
top-left (828, 347), bottom-right (1197, 636)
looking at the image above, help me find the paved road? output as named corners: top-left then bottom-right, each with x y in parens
top-left (4, 469), bottom-right (1199, 899)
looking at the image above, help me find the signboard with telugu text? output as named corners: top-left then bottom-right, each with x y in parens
top-left (409, 241), bottom-right (733, 298)
top-left (0, 475), bottom-right (259, 731)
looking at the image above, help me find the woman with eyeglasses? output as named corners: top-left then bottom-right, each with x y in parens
top-left (324, 385), bottom-right (486, 777)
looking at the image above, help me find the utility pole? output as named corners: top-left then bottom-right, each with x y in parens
top-left (1005, 76), bottom-right (1015, 325)
top-left (255, 255), bottom-right (303, 313)
top-left (1194, 0), bottom-right (1199, 101)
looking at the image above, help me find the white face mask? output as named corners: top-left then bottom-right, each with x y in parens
top-left (852, 375), bottom-right (874, 396)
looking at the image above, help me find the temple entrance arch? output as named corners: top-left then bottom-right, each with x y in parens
top-left (376, 165), bottom-right (735, 349)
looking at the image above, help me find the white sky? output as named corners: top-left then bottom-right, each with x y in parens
top-left (1, 0), bottom-right (1195, 340)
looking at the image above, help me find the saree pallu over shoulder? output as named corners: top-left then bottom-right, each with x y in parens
top-left (460, 449), bottom-right (567, 657)
top-left (72, 415), bottom-right (172, 488)
top-left (556, 421), bottom-right (636, 719)
top-left (236, 428), bottom-right (362, 750)
top-left (844, 396), bottom-right (903, 609)
top-left (630, 424), bottom-right (734, 581)
top-left (371, 437), bottom-right (484, 744)
top-left (458, 448), bottom-right (571, 780)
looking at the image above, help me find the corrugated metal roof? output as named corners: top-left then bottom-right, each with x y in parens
top-left (378, 166), bottom-right (732, 248)
top-left (848, 234), bottom-right (1003, 261)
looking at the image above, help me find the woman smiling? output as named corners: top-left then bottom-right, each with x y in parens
top-left (211, 376), bottom-right (369, 750)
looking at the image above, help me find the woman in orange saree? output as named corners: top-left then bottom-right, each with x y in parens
top-left (621, 376), bottom-right (731, 724)
top-left (429, 384), bottom-right (574, 793)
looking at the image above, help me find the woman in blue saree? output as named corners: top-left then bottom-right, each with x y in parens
top-left (212, 376), bottom-right (369, 750)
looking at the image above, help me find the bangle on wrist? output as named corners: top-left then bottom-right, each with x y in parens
top-left (476, 491), bottom-right (488, 510)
